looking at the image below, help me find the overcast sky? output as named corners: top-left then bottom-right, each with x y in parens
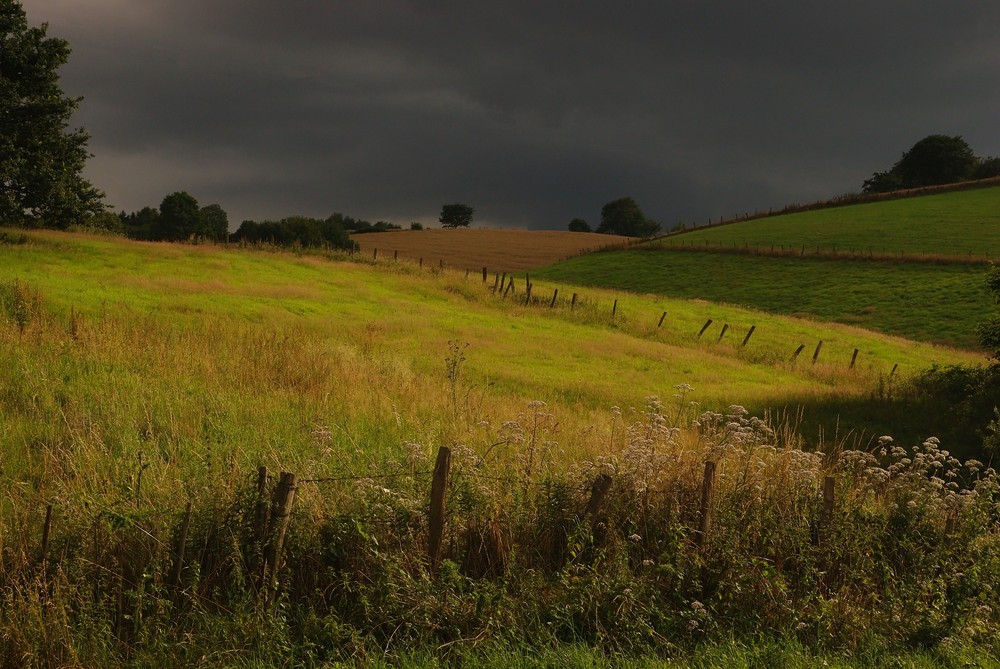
top-left (19, 1), bottom-right (1000, 229)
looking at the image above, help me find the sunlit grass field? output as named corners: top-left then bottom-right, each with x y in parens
top-left (2, 229), bottom-right (998, 666)
top-left (0, 229), bottom-right (980, 483)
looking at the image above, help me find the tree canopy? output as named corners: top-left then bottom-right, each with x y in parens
top-left (862, 135), bottom-right (990, 194)
top-left (978, 264), bottom-right (1000, 360)
top-left (0, 0), bottom-right (104, 227)
top-left (439, 203), bottom-right (474, 228)
top-left (596, 197), bottom-right (660, 237)
top-left (568, 218), bottom-right (591, 233)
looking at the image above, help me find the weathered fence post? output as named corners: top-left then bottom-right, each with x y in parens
top-left (585, 474), bottom-right (613, 544)
top-left (696, 462), bottom-right (716, 547)
top-left (524, 283), bottom-right (533, 306)
top-left (717, 323), bottom-right (729, 342)
top-left (890, 363), bottom-right (898, 378)
top-left (792, 344), bottom-right (805, 360)
top-left (549, 289), bottom-right (558, 308)
top-left (658, 311), bottom-right (667, 328)
top-left (482, 266), bottom-right (488, 282)
top-left (850, 348), bottom-right (859, 369)
top-left (698, 318), bottom-right (713, 339)
top-left (262, 472), bottom-right (297, 604)
top-left (612, 299), bottom-right (618, 318)
top-left (170, 502), bottom-right (194, 589)
top-left (812, 340), bottom-right (823, 364)
top-left (741, 325), bottom-right (756, 347)
top-left (571, 293), bottom-right (577, 310)
top-left (373, 248), bottom-right (378, 260)
top-left (428, 446), bottom-right (452, 574)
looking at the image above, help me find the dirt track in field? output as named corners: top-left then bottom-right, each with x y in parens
top-left (350, 228), bottom-right (635, 272)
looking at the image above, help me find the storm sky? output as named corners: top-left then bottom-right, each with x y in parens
top-left (19, 1), bottom-right (1000, 229)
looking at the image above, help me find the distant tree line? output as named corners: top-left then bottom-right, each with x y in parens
top-left (232, 215), bottom-right (355, 250)
top-left (863, 135), bottom-right (1000, 194)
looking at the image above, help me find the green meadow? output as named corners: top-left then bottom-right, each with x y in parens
top-left (1, 229), bottom-right (998, 666)
top-left (534, 249), bottom-right (992, 349)
top-left (658, 185), bottom-right (1000, 258)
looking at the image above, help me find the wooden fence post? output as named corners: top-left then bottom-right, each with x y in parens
top-left (717, 323), bottom-right (729, 342)
top-left (741, 325), bottom-right (756, 347)
top-left (571, 293), bottom-right (577, 310)
top-left (890, 363), bottom-right (898, 377)
top-left (812, 340), bottom-right (823, 364)
top-left (658, 311), bottom-right (667, 328)
top-left (698, 318), bottom-right (713, 338)
top-left (549, 289), bottom-right (558, 308)
top-left (373, 248), bottom-right (377, 260)
top-left (262, 472), bottom-right (297, 604)
top-left (585, 474), bottom-right (613, 543)
top-left (792, 344), bottom-right (805, 360)
top-left (850, 348), bottom-right (859, 369)
top-left (612, 299), bottom-right (617, 318)
top-left (428, 446), bottom-right (452, 574)
top-left (482, 267), bottom-right (488, 282)
top-left (170, 502), bottom-right (193, 588)
top-left (696, 461), bottom-right (716, 547)
top-left (524, 283), bottom-right (533, 306)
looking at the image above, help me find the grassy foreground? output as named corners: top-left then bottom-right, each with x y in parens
top-left (1, 230), bottom-right (998, 666)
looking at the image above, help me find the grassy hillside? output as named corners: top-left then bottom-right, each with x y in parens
top-left (1, 229), bottom-right (997, 665)
top-left (535, 249), bottom-right (992, 349)
top-left (535, 188), bottom-right (1000, 350)
top-left (659, 185), bottom-right (1000, 259)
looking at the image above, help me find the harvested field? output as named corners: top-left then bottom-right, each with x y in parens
top-left (350, 228), bottom-right (634, 271)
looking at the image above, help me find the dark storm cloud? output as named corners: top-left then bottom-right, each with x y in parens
top-left (19, 0), bottom-right (1000, 228)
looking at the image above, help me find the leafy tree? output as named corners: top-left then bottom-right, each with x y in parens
top-left (974, 156), bottom-right (1000, 180)
top-left (121, 206), bottom-right (160, 240)
top-left (156, 191), bottom-right (200, 241)
top-left (198, 203), bottom-right (229, 242)
top-left (863, 135), bottom-right (979, 193)
top-left (977, 263), bottom-right (1000, 360)
top-left (596, 197), bottom-right (660, 237)
top-left (0, 0), bottom-right (104, 227)
top-left (439, 203), bottom-right (474, 228)
top-left (567, 218), bottom-right (591, 232)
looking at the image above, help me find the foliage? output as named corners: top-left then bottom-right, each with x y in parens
top-left (410, 222), bottom-right (423, 230)
top-left (156, 191), bottom-right (201, 241)
top-left (568, 218), bottom-right (591, 233)
top-left (978, 263), bottom-right (1000, 359)
top-left (596, 197), bottom-right (660, 237)
top-left (198, 203), bottom-right (229, 242)
top-left (863, 135), bottom-right (980, 193)
top-left (232, 215), bottom-right (355, 250)
top-left (329, 211), bottom-right (401, 234)
top-left (119, 206), bottom-right (161, 241)
top-left (440, 203), bottom-right (475, 228)
top-left (0, 0), bottom-right (104, 227)
top-left (906, 364), bottom-right (1000, 458)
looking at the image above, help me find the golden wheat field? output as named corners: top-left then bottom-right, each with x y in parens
top-left (350, 228), bottom-right (635, 271)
